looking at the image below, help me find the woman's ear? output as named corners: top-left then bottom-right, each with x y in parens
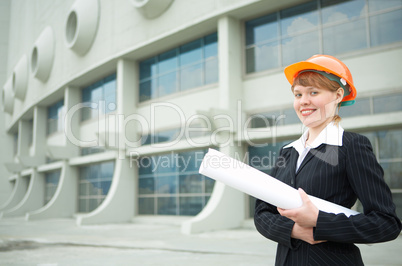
top-left (336, 87), bottom-right (344, 103)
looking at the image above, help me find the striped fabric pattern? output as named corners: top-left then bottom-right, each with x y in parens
top-left (254, 132), bottom-right (401, 266)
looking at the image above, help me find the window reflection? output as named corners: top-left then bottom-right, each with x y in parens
top-left (323, 19), bottom-right (367, 54)
top-left (281, 31), bottom-right (319, 66)
top-left (373, 93), bottom-right (402, 114)
top-left (81, 74), bottom-right (117, 121)
top-left (78, 161), bottom-right (115, 213)
top-left (139, 33), bottom-right (218, 102)
top-left (246, 0), bottom-right (402, 73)
top-left (47, 100), bottom-right (64, 135)
top-left (45, 170), bottom-right (60, 205)
top-left (138, 149), bottom-right (214, 216)
top-left (280, 1), bottom-right (318, 37)
top-left (321, 0), bottom-right (365, 25)
top-left (370, 10), bottom-right (402, 46)
top-left (368, 0), bottom-right (402, 12)
top-left (180, 40), bottom-right (202, 66)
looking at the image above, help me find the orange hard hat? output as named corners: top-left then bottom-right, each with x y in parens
top-left (284, 54), bottom-right (356, 105)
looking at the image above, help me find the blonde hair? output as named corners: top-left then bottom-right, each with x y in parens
top-left (292, 71), bottom-right (342, 123)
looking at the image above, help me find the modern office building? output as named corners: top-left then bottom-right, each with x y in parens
top-left (0, 0), bottom-right (401, 234)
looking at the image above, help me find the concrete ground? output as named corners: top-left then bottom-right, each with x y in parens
top-left (0, 217), bottom-right (401, 266)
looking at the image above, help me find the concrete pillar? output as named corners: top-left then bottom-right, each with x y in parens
top-left (18, 108), bottom-right (46, 167)
top-left (2, 169), bottom-right (45, 218)
top-left (63, 86), bottom-right (80, 155)
top-left (76, 59), bottom-right (137, 225)
top-left (32, 106), bottom-right (48, 159)
top-left (27, 161), bottom-right (77, 220)
top-left (182, 16), bottom-right (246, 234)
top-left (47, 86), bottom-right (80, 159)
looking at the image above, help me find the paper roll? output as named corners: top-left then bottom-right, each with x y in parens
top-left (199, 148), bottom-right (359, 217)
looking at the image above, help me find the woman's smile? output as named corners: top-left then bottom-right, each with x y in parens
top-left (300, 108), bottom-right (316, 116)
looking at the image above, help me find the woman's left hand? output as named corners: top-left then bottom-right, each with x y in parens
top-left (277, 188), bottom-right (319, 227)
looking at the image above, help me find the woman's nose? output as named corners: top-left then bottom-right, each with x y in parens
top-left (300, 94), bottom-right (310, 105)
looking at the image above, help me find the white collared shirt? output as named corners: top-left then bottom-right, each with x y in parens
top-left (283, 122), bottom-right (344, 172)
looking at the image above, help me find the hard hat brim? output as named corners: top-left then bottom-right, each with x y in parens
top-left (284, 61), bottom-right (356, 103)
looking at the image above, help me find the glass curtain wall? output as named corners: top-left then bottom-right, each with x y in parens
top-left (47, 100), bottom-right (64, 135)
top-left (139, 33), bottom-right (218, 102)
top-left (81, 74), bottom-right (117, 121)
top-left (245, 0), bottom-right (402, 73)
top-left (44, 170), bottom-right (61, 205)
top-left (78, 161), bottom-right (115, 213)
top-left (138, 149), bottom-right (215, 216)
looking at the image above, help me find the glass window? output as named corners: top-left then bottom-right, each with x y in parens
top-left (141, 128), bottom-right (186, 146)
top-left (13, 132), bottom-right (18, 155)
top-left (81, 146), bottom-right (105, 156)
top-left (204, 34), bottom-right (218, 58)
top-left (339, 97), bottom-right (371, 117)
top-left (377, 129), bottom-right (402, 159)
top-left (369, 9), bottom-right (402, 47)
top-left (246, 13), bottom-right (278, 46)
top-left (45, 170), bottom-right (60, 205)
top-left (368, 0), bottom-right (402, 12)
top-left (180, 63), bottom-right (203, 91)
top-left (280, 1), bottom-right (318, 37)
top-left (392, 193), bottom-right (402, 219)
top-left (78, 161), bottom-right (115, 213)
top-left (47, 100), bottom-right (64, 135)
top-left (138, 198), bottom-right (154, 214)
top-left (249, 111), bottom-right (282, 128)
top-left (281, 31), bottom-right (320, 66)
top-left (245, 0), bottom-right (402, 74)
top-left (245, 14), bottom-right (280, 73)
top-left (158, 49), bottom-right (177, 74)
top-left (282, 108), bottom-right (300, 125)
top-left (373, 93), bottom-right (402, 114)
top-left (139, 33), bottom-right (218, 102)
top-left (138, 149), bottom-right (214, 216)
top-left (357, 128), bottom-right (402, 220)
top-left (81, 74), bottom-right (116, 121)
top-left (180, 40), bottom-right (202, 66)
top-left (248, 140), bottom-right (290, 174)
top-left (179, 196), bottom-right (203, 215)
top-left (323, 18), bottom-right (367, 55)
top-left (246, 41), bottom-right (280, 73)
top-left (321, 0), bottom-right (366, 25)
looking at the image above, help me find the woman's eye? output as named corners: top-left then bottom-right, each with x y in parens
top-left (311, 91), bottom-right (318, 95)
top-left (295, 93), bottom-right (301, 97)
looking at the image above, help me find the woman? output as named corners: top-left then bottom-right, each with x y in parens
top-left (254, 55), bottom-right (401, 265)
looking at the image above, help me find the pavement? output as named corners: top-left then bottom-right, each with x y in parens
top-left (0, 216), bottom-right (401, 266)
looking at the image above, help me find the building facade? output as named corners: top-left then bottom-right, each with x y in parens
top-left (0, 0), bottom-right (401, 234)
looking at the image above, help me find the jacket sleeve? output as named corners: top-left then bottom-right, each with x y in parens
top-left (254, 148), bottom-right (300, 249)
top-left (314, 134), bottom-right (402, 243)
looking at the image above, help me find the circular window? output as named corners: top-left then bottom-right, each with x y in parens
top-left (31, 47), bottom-right (38, 75)
top-left (66, 11), bottom-right (78, 46)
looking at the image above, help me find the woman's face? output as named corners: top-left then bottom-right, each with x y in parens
top-left (293, 85), bottom-right (341, 131)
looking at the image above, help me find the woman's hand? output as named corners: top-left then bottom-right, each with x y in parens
top-left (291, 223), bottom-right (326, 245)
top-left (277, 188), bottom-right (319, 227)
top-left (277, 188), bottom-right (326, 244)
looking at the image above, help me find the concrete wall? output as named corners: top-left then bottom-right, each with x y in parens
top-left (0, 0), bottom-right (13, 205)
top-left (0, 0), bottom-right (401, 233)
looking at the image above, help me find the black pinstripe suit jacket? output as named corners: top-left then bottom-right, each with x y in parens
top-left (254, 132), bottom-right (401, 266)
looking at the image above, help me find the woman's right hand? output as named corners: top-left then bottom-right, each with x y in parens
top-left (291, 223), bottom-right (326, 245)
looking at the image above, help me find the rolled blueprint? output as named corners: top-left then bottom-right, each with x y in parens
top-left (199, 149), bottom-right (359, 217)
